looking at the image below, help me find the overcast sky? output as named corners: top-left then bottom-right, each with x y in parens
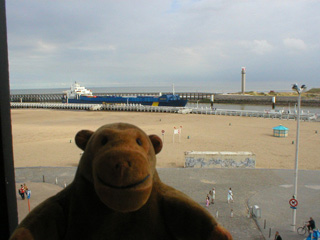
top-left (6, 0), bottom-right (320, 92)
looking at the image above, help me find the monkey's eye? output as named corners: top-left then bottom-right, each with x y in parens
top-left (136, 138), bottom-right (142, 146)
top-left (101, 137), bottom-right (108, 145)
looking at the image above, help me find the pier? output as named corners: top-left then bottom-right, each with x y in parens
top-left (10, 92), bottom-right (212, 103)
top-left (10, 102), bottom-right (318, 121)
top-left (10, 92), bottom-right (320, 106)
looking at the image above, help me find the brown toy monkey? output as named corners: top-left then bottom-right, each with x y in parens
top-left (11, 123), bottom-right (232, 240)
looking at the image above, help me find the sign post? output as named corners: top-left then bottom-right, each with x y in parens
top-left (173, 126), bottom-right (182, 143)
top-left (289, 198), bottom-right (298, 209)
top-left (161, 130), bottom-right (165, 142)
top-left (173, 127), bottom-right (179, 143)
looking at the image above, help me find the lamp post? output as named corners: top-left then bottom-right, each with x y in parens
top-left (291, 83), bottom-right (306, 231)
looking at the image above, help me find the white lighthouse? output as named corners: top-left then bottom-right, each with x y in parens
top-left (241, 67), bottom-right (246, 94)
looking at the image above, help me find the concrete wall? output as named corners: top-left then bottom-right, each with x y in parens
top-left (184, 151), bottom-right (256, 168)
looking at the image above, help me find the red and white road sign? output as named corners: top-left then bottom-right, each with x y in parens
top-left (289, 198), bottom-right (298, 207)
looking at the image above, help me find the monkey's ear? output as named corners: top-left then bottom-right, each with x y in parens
top-left (149, 135), bottom-right (162, 154)
top-left (75, 130), bottom-right (94, 150)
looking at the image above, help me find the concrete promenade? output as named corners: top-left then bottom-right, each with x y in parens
top-left (14, 167), bottom-right (320, 240)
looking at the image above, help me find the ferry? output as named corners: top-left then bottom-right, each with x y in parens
top-left (62, 82), bottom-right (188, 107)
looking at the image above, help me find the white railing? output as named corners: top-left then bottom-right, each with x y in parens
top-left (10, 103), bottom-right (317, 121)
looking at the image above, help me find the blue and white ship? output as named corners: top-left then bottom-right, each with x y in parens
top-left (63, 82), bottom-right (188, 107)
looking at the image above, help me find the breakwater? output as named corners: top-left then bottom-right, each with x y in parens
top-left (213, 94), bottom-right (320, 106)
top-left (10, 93), bottom-right (320, 106)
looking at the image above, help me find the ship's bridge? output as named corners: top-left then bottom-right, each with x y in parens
top-left (159, 94), bottom-right (180, 102)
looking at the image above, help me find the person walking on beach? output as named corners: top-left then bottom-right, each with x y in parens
top-left (227, 188), bottom-right (233, 203)
top-left (208, 190), bottom-right (212, 204)
top-left (206, 196), bottom-right (210, 207)
top-left (209, 187), bottom-right (216, 204)
top-left (274, 231), bottom-right (282, 240)
top-left (23, 183), bottom-right (29, 197)
top-left (19, 185), bottom-right (25, 200)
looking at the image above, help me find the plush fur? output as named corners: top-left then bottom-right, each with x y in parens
top-left (10, 123), bottom-right (232, 240)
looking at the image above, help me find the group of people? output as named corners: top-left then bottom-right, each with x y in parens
top-left (18, 183), bottom-right (29, 200)
top-left (206, 187), bottom-right (216, 207)
top-left (205, 187), bottom-right (234, 207)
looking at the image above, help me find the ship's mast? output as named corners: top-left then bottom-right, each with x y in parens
top-left (172, 84), bottom-right (175, 95)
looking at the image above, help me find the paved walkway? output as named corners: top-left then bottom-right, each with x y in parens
top-left (14, 167), bottom-right (320, 240)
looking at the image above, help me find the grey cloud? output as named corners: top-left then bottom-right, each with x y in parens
top-left (6, 0), bottom-right (320, 91)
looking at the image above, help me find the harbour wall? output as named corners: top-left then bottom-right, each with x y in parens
top-left (213, 94), bottom-right (320, 106)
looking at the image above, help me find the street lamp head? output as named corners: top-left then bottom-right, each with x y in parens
top-left (291, 83), bottom-right (306, 93)
top-left (292, 83), bottom-right (298, 90)
top-left (292, 84), bottom-right (299, 92)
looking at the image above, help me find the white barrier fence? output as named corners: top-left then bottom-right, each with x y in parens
top-left (10, 103), bottom-right (317, 121)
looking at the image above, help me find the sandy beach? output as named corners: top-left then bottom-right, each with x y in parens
top-left (11, 109), bottom-right (320, 170)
